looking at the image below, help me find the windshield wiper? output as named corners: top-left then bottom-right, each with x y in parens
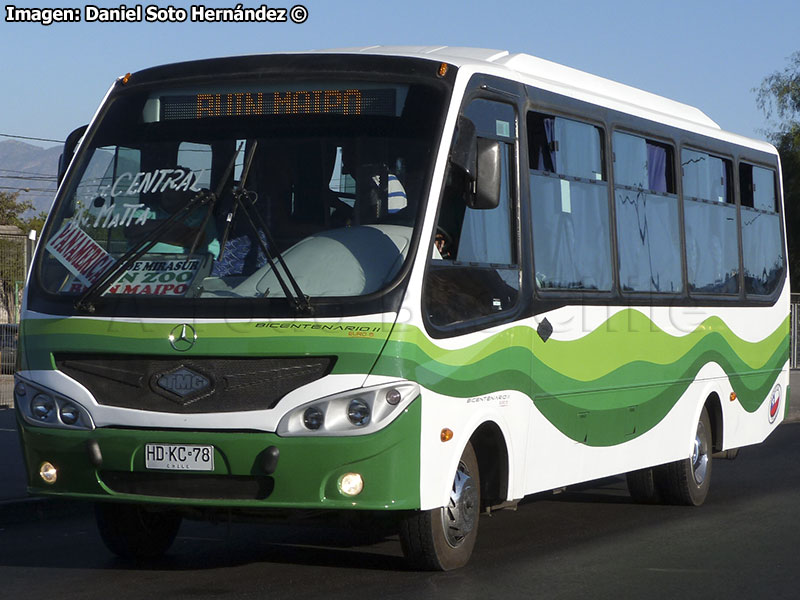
top-left (220, 141), bottom-right (312, 313)
top-left (74, 143), bottom-right (245, 313)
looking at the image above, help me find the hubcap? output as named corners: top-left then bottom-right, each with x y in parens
top-left (441, 460), bottom-right (478, 548)
top-left (692, 420), bottom-right (709, 485)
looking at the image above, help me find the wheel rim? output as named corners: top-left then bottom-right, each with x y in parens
top-left (692, 420), bottom-right (709, 485)
top-left (441, 459), bottom-right (479, 548)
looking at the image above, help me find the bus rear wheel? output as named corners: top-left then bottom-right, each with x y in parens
top-left (655, 406), bottom-right (713, 506)
top-left (95, 502), bottom-right (182, 560)
top-left (399, 442), bottom-right (480, 571)
top-left (626, 467), bottom-right (660, 503)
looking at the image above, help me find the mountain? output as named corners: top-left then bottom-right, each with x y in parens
top-left (0, 140), bottom-right (62, 215)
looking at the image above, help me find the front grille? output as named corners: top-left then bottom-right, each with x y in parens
top-left (100, 471), bottom-right (274, 500)
top-left (55, 354), bottom-right (335, 413)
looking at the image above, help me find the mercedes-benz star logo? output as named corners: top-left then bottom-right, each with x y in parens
top-left (169, 324), bottom-right (197, 352)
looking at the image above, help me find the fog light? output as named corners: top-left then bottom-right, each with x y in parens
top-left (303, 406), bottom-right (324, 430)
top-left (59, 403), bottom-right (80, 426)
top-left (39, 462), bottom-right (57, 484)
top-left (347, 398), bottom-right (371, 426)
top-left (31, 394), bottom-right (55, 422)
top-left (339, 472), bottom-right (363, 496)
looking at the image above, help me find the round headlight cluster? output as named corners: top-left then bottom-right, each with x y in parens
top-left (347, 398), bottom-right (371, 426)
top-left (278, 382), bottom-right (419, 437)
top-left (25, 390), bottom-right (87, 428)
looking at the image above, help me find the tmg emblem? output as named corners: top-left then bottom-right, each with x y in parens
top-left (169, 324), bottom-right (197, 352)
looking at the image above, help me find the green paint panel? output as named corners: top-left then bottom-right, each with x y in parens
top-left (17, 401), bottom-right (421, 510)
top-left (20, 318), bottom-right (393, 374)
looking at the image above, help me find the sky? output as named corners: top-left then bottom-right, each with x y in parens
top-left (1, 0), bottom-right (799, 150)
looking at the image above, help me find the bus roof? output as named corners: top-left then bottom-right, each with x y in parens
top-left (309, 46), bottom-right (774, 153)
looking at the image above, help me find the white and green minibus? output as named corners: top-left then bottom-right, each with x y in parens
top-left (15, 46), bottom-right (789, 570)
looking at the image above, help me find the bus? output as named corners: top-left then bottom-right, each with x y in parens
top-left (15, 46), bottom-right (789, 570)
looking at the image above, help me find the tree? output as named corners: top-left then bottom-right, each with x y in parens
top-left (757, 52), bottom-right (800, 291)
top-left (0, 190), bottom-right (32, 227)
top-left (0, 191), bottom-right (48, 321)
top-left (0, 190), bottom-right (47, 235)
top-left (0, 192), bottom-right (29, 321)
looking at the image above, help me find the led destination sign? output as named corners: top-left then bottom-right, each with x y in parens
top-left (160, 88), bottom-right (398, 120)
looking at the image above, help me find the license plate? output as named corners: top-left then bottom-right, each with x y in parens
top-left (145, 444), bottom-right (214, 471)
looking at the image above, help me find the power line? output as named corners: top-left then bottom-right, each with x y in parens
top-left (0, 175), bottom-right (56, 183)
top-left (0, 168), bottom-right (58, 178)
top-left (0, 132), bottom-right (64, 144)
top-left (0, 186), bottom-right (56, 193)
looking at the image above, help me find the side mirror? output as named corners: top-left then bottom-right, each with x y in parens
top-left (450, 116), bottom-right (477, 177)
top-left (448, 116), bottom-right (502, 210)
top-left (469, 138), bottom-right (501, 210)
top-left (57, 124), bottom-right (88, 186)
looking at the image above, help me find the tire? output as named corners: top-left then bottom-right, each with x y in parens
top-left (626, 467), bottom-right (661, 504)
top-left (399, 442), bottom-right (480, 571)
top-left (95, 503), bottom-right (182, 560)
top-left (654, 406), bottom-right (713, 506)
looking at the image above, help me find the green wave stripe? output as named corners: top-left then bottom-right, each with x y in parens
top-left (372, 311), bottom-right (789, 446)
top-left (383, 311), bottom-right (787, 378)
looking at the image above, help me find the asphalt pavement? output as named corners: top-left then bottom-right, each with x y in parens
top-left (2, 371), bottom-right (800, 523)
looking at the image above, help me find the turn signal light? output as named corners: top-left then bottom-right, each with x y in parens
top-left (441, 428), bottom-right (453, 442)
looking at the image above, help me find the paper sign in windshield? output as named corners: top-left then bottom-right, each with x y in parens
top-left (45, 221), bottom-right (116, 286)
top-left (66, 256), bottom-right (204, 296)
top-left (107, 257), bottom-right (202, 295)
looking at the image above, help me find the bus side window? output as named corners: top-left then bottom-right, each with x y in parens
top-left (681, 149), bottom-right (739, 294)
top-left (613, 131), bottom-right (682, 293)
top-left (424, 98), bottom-right (520, 329)
top-left (528, 113), bottom-right (612, 291)
top-left (739, 163), bottom-right (783, 296)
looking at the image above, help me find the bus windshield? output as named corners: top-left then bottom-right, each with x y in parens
top-left (36, 78), bottom-right (445, 311)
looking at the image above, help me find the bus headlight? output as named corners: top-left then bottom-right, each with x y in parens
top-left (277, 382), bottom-right (419, 437)
top-left (303, 406), bottom-right (325, 430)
top-left (59, 403), bottom-right (81, 426)
top-left (347, 398), bottom-right (371, 427)
top-left (15, 376), bottom-right (95, 430)
top-left (31, 394), bottom-right (56, 422)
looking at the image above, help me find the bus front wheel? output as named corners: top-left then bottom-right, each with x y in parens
top-left (655, 406), bottom-right (713, 506)
top-left (399, 442), bottom-right (481, 570)
top-left (95, 502), bottom-right (182, 560)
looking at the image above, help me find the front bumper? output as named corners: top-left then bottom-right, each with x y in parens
top-left (16, 400), bottom-right (421, 511)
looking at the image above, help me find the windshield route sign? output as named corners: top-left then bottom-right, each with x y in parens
top-left (45, 221), bottom-right (116, 286)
